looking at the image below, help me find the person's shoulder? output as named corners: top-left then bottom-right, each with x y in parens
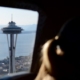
top-left (43, 74), bottom-right (55, 80)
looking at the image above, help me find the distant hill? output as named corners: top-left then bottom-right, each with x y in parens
top-left (0, 24), bottom-right (37, 34)
top-left (19, 24), bottom-right (37, 31)
top-left (22, 31), bottom-right (36, 34)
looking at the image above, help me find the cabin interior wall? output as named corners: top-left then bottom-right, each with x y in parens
top-left (31, 6), bottom-right (80, 73)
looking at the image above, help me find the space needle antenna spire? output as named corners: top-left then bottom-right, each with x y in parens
top-left (11, 14), bottom-right (13, 21)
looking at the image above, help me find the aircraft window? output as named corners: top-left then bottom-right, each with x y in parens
top-left (0, 7), bottom-right (38, 77)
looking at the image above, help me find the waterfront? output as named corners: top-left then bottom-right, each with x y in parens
top-left (0, 55), bottom-right (32, 75)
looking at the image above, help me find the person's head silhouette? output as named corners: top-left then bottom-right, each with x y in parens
top-left (35, 17), bottom-right (80, 80)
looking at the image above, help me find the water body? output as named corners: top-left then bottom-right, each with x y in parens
top-left (0, 33), bottom-right (36, 60)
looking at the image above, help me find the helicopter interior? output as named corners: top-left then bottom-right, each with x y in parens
top-left (0, 0), bottom-right (80, 80)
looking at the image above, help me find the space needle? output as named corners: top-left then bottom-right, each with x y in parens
top-left (1, 15), bottom-right (23, 73)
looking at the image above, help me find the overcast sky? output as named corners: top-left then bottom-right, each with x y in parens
top-left (0, 7), bottom-right (39, 25)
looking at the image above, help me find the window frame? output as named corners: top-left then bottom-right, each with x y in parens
top-left (0, 2), bottom-right (46, 76)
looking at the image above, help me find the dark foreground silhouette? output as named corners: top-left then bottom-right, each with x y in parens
top-left (35, 17), bottom-right (80, 80)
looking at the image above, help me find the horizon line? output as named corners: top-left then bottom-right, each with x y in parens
top-left (0, 24), bottom-right (37, 26)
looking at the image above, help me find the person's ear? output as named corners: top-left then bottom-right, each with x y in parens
top-left (54, 35), bottom-right (64, 56)
top-left (56, 45), bottom-right (64, 56)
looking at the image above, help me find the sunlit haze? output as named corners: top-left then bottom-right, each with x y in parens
top-left (0, 7), bottom-right (38, 25)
